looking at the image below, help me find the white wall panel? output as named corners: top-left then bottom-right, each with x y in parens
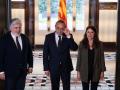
top-left (99, 10), bottom-right (117, 42)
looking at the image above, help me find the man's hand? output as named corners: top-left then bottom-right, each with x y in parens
top-left (28, 67), bottom-right (33, 74)
top-left (45, 71), bottom-right (50, 76)
top-left (63, 28), bottom-right (70, 36)
top-left (0, 72), bottom-right (5, 80)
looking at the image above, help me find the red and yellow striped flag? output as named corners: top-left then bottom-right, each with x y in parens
top-left (58, 0), bottom-right (67, 26)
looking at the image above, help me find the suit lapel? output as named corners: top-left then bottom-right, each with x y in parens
top-left (9, 32), bottom-right (18, 49)
top-left (52, 33), bottom-right (58, 49)
top-left (8, 32), bottom-right (25, 52)
top-left (94, 48), bottom-right (99, 64)
top-left (20, 34), bottom-right (25, 52)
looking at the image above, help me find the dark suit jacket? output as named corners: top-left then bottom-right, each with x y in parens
top-left (0, 32), bottom-right (33, 77)
top-left (43, 32), bottom-right (78, 72)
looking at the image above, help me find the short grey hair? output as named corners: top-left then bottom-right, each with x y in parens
top-left (9, 18), bottom-right (21, 30)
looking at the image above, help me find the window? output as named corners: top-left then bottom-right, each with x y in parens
top-left (39, 0), bottom-right (47, 30)
top-left (38, 0), bottom-right (89, 31)
top-left (35, 0), bottom-right (89, 44)
top-left (76, 0), bottom-right (85, 30)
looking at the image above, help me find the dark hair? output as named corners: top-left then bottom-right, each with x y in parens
top-left (55, 20), bottom-right (66, 28)
top-left (81, 25), bottom-right (100, 48)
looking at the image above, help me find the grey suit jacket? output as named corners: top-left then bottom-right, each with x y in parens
top-left (76, 42), bottom-right (106, 82)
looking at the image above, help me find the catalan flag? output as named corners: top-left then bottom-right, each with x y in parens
top-left (58, 0), bottom-right (67, 26)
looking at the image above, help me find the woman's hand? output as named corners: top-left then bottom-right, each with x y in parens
top-left (0, 72), bottom-right (5, 80)
top-left (45, 71), bottom-right (50, 76)
top-left (100, 72), bottom-right (104, 80)
top-left (27, 67), bottom-right (33, 74)
top-left (77, 71), bottom-right (80, 81)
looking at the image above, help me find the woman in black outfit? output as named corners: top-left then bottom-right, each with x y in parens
top-left (76, 26), bottom-right (106, 90)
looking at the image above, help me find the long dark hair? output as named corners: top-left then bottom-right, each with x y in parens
top-left (81, 25), bottom-right (100, 48)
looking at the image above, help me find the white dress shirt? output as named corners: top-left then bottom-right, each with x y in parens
top-left (11, 32), bottom-right (23, 50)
top-left (55, 33), bottom-right (62, 47)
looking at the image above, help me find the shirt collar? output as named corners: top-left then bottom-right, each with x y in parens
top-left (11, 32), bottom-right (20, 38)
top-left (55, 32), bottom-right (62, 38)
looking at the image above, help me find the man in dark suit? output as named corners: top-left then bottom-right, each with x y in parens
top-left (43, 20), bottom-right (78, 90)
top-left (0, 18), bottom-right (33, 90)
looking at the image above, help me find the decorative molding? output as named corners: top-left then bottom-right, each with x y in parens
top-left (99, 2), bottom-right (117, 10)
top-left (11, 1), bottom-right (25, 8)
top-left (103, 42), bottom-right (116, 51)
